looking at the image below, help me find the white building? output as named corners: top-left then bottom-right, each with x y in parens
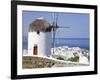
top-left (28, 17), bottom-right (53, 57)
top-left (51, 46), bottom-right (89, 64)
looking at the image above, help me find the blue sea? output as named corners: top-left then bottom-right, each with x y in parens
top-left (23, 38), bottom-right (89, 50)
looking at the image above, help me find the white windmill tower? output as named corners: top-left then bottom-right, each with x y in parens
top-left (28, 17), bottom-right (53, 57)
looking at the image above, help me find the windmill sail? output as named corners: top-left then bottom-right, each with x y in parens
top-left (51, 12), bottom-right (71, 54)
top-left (51, 13), bottom-right (59, 54)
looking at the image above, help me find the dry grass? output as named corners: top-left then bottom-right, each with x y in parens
top-left (22, 56), bottom-right (89, 69)
top-left (22, 56), bottom-right (55, 69)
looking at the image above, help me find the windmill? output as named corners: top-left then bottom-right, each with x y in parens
top-left (51, 13), bottom-right (70, 54)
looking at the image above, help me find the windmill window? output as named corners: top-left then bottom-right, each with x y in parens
top-left (37, 31), bottom-right (40, 35)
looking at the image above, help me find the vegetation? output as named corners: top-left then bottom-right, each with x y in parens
top-left (22, 56), bottom-right (88, 69)
top-left (67, 56), bottom-right (79, 62)
top-left (22, 56), bottom-right (55, 69)
top-left (57, 57), bottom-right (64, 60)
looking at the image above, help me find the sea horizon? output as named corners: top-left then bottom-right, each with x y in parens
top-left (23, 38), bottom-right (89, 50)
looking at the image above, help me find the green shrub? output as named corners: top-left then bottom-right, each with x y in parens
top-left (67, 56), bottom-right (79, 62)
top-left (57, 57), bottom-right (64, 60)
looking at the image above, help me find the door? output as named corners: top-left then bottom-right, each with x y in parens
top-left (33, 44), bottom-right (38, 55)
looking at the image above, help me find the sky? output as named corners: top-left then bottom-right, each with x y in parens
top-left (22, 11), bottom-right (90, 39)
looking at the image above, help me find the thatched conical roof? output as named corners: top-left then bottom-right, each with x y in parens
top-left (29, 17), bottom-right (52, 32)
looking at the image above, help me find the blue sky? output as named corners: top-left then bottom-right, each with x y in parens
top-left (22, 11), bottom-right (90, 39)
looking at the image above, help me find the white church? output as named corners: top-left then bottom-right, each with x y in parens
top-left (28, 17), bottom-right (53, 57)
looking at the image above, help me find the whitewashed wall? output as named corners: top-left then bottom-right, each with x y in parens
top-left (28, 31), bottom-right (52, 57)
